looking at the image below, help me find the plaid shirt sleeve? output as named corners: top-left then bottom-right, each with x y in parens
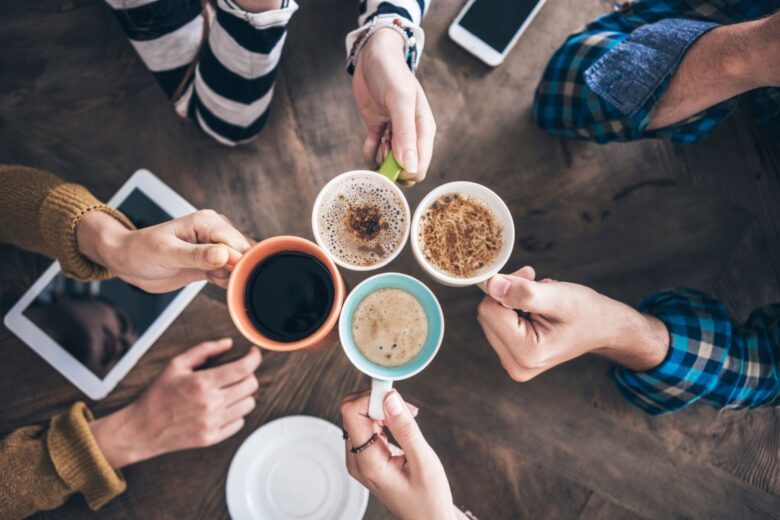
top-left (533, 12), bottom-right (734, 144)
top-left (610, 289), bottom-right (780, 415)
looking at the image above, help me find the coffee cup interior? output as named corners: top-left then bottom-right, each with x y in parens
top-left (411, 181), bottom-right (515, 287)
top-left (311, 171), bottom-right (411, 272)
top-left (227, 236), bottom-right (345, 352)
top-left (339, 273), bottom-right (443, 379)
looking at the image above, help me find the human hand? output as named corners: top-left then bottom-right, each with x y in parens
top-left (353, 29), bottom-right (436, 187)
top-left (77, 209), bottom-right (253, 292)
top-left (340, 390), bottom-right (465, 520)
top-left (90, 338), bottom-right (261, 468)
top-left (476, 266), bottom-right (669, 382)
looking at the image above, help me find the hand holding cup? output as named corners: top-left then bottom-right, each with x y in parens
top-left (340, 390), bottom-right (465, 520)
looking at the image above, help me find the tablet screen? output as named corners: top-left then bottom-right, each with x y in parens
top-left (22, 189), bottom-right (182, 379)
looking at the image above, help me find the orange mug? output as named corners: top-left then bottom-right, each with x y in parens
top-left (226, 236), bottom-right (346, 352)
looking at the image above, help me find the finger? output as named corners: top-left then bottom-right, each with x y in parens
top-left (170, 241), bottom-right (233, 272)
top-left (486, 275), bottom-right (560, 317)
top-left (221, 395), bottom-right (256, 426)
top-left (341, 394), bottom-right (392, 473)
top-left (388, 91), bottom-right (419, 176)
top-left (479, 299), bottom-right (536, 353)
top-left (412, 91), bottom-right (435, 180)
top-left (206, 347), bottom-right (262, 387)
top-left (192, 210), bottom-right (252, 253)
top-left (139, 269), bottom-right (207, 294)
top-left (221, 374), bottom-right (260, 406)
top-left (174, 337), bottom-right (234, 370)
top-left (382, 390), bottom-right (435, 470)
top-left (363, 123), bottom-right (386, 166)
top-left (510, 265), bottom-right (536, 281)
top-left (478, 310), bottom-right (526, 379)
top-left (214, 418), bottom-right (246, 444)
top-left (206, 268), bottom-right (231, 288)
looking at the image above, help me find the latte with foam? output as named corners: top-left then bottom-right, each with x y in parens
top-left (351, 288), bottom-right (427, 367)
top-left (316, 176), bottom-right (407, 268)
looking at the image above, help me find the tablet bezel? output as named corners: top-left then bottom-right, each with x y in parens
top-left (3, 169), bottom-right (207, 400)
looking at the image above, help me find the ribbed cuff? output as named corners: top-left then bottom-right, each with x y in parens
top-left (39, 183), bottom-right (135, 281)
top-left (47, 402), bottom-right (127, 511)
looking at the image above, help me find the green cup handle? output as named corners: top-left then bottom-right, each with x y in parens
top-left (377, 150), bottom-right (403, 183)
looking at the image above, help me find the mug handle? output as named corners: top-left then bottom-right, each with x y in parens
top-left (369, 378), bottom-right (394, 420)
top-left (377, 151), bottom-right (403, 183)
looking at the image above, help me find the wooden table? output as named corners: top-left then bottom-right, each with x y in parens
top-left (2, 0), bottom-right (779, 518)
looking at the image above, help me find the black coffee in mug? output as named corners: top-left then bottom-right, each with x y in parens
top-left (244, 252), bottom-right (335, 342)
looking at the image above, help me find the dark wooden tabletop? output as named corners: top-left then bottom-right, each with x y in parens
top-left (2, 0), bottom-right (780, 518)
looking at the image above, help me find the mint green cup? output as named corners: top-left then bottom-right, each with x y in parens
top-left (339, 273), bottom-right (445, 419)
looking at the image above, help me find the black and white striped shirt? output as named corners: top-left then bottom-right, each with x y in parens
top-left (106, 0), bottom-right (430, 146)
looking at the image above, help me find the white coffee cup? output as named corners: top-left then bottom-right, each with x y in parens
top-left (411, 181), bottom-right (515, 288)
top-left (312, 155), bottom-right (411, 272)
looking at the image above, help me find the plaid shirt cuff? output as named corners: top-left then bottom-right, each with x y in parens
top-left (584, 18), bottom-right (719, 118)
top-left (611, 289), bottom-right (732, 415)
top-left (611, 289), bottom-right (780, 415)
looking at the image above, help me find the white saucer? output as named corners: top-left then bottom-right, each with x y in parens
top-left (226, 415), bottom-right (369, 520)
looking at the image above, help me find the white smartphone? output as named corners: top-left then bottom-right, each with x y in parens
top-left (448, 0), bottom-right (549, 67)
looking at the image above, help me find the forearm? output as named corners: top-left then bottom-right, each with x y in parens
top-left (592, 300), bottom-right (670, 372)
top-left (89, 404), bottom-right (148, 469)
top-left (76, 211), bottom-right (133, 274)
top-left (648, 14), bottom-right (778, 130)
top-left (0, 165), bottom-right (134, 280)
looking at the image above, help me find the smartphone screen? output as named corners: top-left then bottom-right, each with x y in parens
top-left (459, 0), bottom-right (541, 53)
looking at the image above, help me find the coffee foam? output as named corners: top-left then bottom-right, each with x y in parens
top-left (352, 288), bottom-right (427, 367)
top-left (316, 176), bottom-right (406, 267)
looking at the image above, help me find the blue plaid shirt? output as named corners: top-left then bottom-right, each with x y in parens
top-left (611, 289), bottom-right (780, 415)
top-left (533, 0), bottom-right (780, 143)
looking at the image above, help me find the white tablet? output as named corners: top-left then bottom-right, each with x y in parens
top-left (3, 169), bottom-right (206, 400)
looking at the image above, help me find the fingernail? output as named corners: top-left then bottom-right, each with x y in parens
top-left (385, 391), bottom-right (404, 417)
top-left (220, 337), bottom-right (233, 347)
top-left (402, 149), bottom-right (418, 173)
top-left (490, 275), bottom-right (511, 298)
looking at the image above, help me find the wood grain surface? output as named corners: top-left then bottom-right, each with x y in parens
top-left (1, 0), bottom-right (779, 518)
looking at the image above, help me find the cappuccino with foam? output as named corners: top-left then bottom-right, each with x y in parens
top-left (315, 176), bottom-right (407, 268)
top-left (351, 288), bottom-right (427, 367)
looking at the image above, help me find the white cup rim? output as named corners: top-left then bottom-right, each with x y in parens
top-left (311, 170), bottom-right (411, 272)
top-left (411, 181), bottom-right (515, 287)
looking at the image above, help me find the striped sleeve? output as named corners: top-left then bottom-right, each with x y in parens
top-left (106, 0), bottom-right (298, 146)
top-left (358, 0), bottom-right (429, 26)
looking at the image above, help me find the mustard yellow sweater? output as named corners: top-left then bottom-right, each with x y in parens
top-left (0, 165), bottom-right (134, 518)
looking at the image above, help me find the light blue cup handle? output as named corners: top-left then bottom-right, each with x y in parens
top-left (339, 273), bottom-right (445, 420)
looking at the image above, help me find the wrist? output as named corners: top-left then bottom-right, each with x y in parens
top-left (357, 28), bottom-right (406, 70)
top-left (593, 300), bottom-right (669, 371)
top-left (76, 210), bottom-right (132, 274)
top-left (231, 0), bottom-right (283, 12)
top-left (89, 404), bottom-right (148, 469)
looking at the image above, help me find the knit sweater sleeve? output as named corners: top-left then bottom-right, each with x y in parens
top-left (0, 403), bottom-right (127, 518)
top-left (0, 165), bottom-right (135, 280)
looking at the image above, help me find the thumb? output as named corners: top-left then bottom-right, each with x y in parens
top-left (487, 275), bottom-right (560, 317)
top-left (389, 98), bottom-right (419, 175)
top-left (174, 338), bottom-right (233, 370)
top-left (175, 243), bottom-right (230, 271)
top-left (383, 391), bottom-right (434, 468)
